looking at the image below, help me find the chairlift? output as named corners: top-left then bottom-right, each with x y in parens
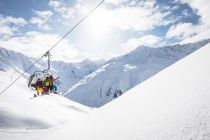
top-left (28, 52), bottom-right (53, 88)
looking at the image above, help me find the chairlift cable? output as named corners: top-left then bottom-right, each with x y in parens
top-left (0, 0), bottom-right (105, 96)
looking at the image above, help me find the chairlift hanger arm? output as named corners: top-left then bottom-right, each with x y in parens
top-left (44, 51), bottom-right (51, 70)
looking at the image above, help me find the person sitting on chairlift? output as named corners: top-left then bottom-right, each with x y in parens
top-left (31, 79), bottom-right (44, 96)
top-left (49, 75), bottom-right (58, 93)
top-left (44, 77), bottom-right (51, 93)
top-left (44, 76), bottom-right (58, 94)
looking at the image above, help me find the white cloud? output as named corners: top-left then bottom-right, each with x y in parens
top-left (49, 0), bottom-right (75, 19)
top-left (179, 25), bottom-right (210, 44)
top-left (85, 3), bottom-right (171, 33)
top-left (0, 26), bottom-right (16, 36)
top-left (122, 35), bottom-right (162, 52)
top-left (0, 31), bottom-right (79, 62)
top-left (30, 17), bottom-right (51, 30)
top-left (166, 22), bottom-right (197, 39)
top-left (0, 15), bottom-right (27, 36)
top-left (167, 0), bottom-right (210, 43)
top-left (111, 7), bottom-right (163, 31)
top-left (34, 10), bottom-right (53, 19)
top-left (30, 10), bottom-right (53, 30)
top-left (181, 0), bottom-right (210, 25)
top-left (105, 0), bottom-right (129, 5)
top-left (49, 0), bottom-right (173, 32)
top-left (49, 0), bottom-right (62, 9)
top-left (74, 0), bottom-right (171, 59)
top-left (30, 17), bottom-right (43, 26)
top-left (0, 16), bottom-right (27, 26)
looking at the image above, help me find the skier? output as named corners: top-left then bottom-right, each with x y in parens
top-left (44, 77), bottom-right (51, 93)
top-left (43, 76), bottom-right (58, 94)
top-left (49, 75), bottom-right (59, 93)
top-left (31, 79), bottom-right (44, 96)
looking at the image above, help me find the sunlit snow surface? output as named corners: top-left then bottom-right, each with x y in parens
top-left (0, 43), bottom-right (210, 140)
top-left (0, 70), bottom-right (90, 131)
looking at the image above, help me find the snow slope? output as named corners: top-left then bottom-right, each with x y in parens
top-left (0, 70), bottom-right (90, 131)
top-left (1, 34), bottom-right (209, 140)
top-left (65, 39), bottom-right (210, 107)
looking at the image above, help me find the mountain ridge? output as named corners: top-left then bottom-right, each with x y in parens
top-left (65, 38), bottom-right (210, 107)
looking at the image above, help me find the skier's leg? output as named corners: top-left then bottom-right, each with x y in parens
top-left (37, 87), bottom-right (41, 96)
top-left (54, 85), bottom-right (57, 91)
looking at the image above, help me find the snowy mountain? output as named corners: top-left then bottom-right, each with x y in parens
top-left (65, 39), bottom-right (210, 107)
top-left (75, 58), bottom-right (106, 74)
top-left (0, 47), bottom-right (103, 92)
top-left (0, 47), bottom-right (39, 74)
top-left (1, 37), bottom-right (210, 140)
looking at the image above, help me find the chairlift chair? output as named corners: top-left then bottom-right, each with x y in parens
top-left (28, 52), bottom-right (53, 89)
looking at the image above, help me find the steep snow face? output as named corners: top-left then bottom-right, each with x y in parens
top-left (1, 37), bottom-right (210, 140)
top-left (65, 39), bottom-right (210, 107)
top-left (0, 47), bottom-right (103, 92)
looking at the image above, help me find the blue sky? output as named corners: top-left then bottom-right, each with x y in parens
top-left (0, 0), bottom-right (209, 62)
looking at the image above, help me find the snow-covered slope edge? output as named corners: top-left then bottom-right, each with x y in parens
top-left (65, 39), bottom-right (210, 107)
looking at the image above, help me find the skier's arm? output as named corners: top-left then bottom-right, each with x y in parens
top-left (52, 77), bottom-right (59, 82)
